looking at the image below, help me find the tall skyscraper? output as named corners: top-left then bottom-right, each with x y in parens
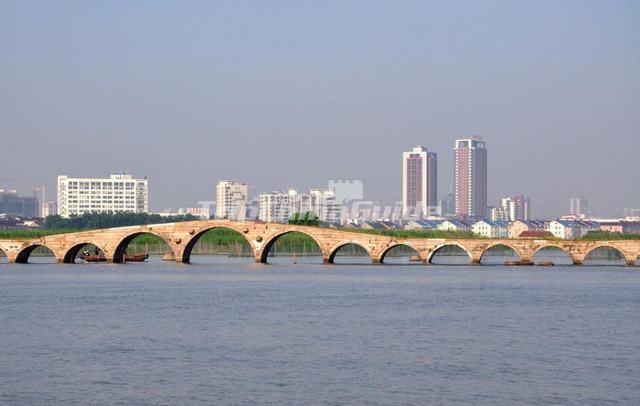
top-left (215, 180), bottom-right (248, 221)
top-left (454, 137), bottom-right (487, 218)
top-left (402, 146), bottom-right (437, 218)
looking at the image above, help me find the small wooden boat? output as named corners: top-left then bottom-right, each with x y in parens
top-left (123, 253), bottom-right (149, 262)
top-left (409, 255), bottom-right (422, 262)
top-left (538, 261), bottom-right (555, 267)
top-left (504, 260), bottom-right (521, 266)
top-left (79, 253), bottom-right (107, 262)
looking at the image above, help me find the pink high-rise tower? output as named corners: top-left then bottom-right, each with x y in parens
top-left (454, 137), bottom-right (487, 219)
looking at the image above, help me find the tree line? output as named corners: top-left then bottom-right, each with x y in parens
top-left (43, 212), bottom-right (198, 230)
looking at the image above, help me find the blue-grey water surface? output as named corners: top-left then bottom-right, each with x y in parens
top-left (1, 257), bottom-right (639, 405)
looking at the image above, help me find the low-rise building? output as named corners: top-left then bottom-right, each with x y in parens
top-left (404, 219), bottom-right (443, 230)
top-left (472, 220), bottom-right (509, 238)
top-left (361, 220), bottom-right (396, 230)
top-left (438, 220), bottom-right (472, 232)
top-left (547, 220), bottom-right (599, 239)
top-left (518, 230), bottom-right (555, 239)
top-left (177, 207), bottom-right (210, 219)
top-left (508, 220), bottom-right (547, 238)
top-left (599, 221), bottom-right (640, 234)
top-left (0, 214), bottom-right (43, 230)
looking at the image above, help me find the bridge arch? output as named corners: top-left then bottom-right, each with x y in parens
top-left (379, 243), bottom-right (422, 264)
top-left (531, 244), bottom-right (575, 265)
top-left (428, 242), bottom-right (472, 264)
top-left (327, 240), bottom-right (372, 264)
top-left (63, 242), bottom-right (107, 264)
top-left (583, 244), bottom-right (626, 266)
top-left (479, 243), bottom-right (522, 265)
top-left (181, 226), bottom-right (254, 263)
top-left (15, 244), bottom-right (58, 264)
top-left (112, 231), bottom-right (173, 263)
top-left (259, 230), bottom-right (324, 263)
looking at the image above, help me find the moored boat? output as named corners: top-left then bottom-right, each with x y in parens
top-left (123, 253), bottom-right (149, 262)
top-left (538, 261), bottom-right (555, 267)
top-left (79, 253), bottom-right (107, 262)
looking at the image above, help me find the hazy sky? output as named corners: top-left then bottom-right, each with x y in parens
top-left (2, 0), bottom-right (638, 217)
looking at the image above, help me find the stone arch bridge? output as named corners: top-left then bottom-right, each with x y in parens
top-left (0, 220), bottom-right (638, 266)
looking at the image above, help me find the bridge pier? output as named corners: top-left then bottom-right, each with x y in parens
top-left (572, 260), bottom-right (583, 266)
top-left (624, 254), bottom-right (636, 266)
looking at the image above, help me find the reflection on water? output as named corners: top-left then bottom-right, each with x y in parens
top-left (584, 246), bottom-right (626, 266)
top-left (532, 247), bottom-right (574, 266)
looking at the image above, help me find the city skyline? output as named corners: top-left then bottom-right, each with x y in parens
top-left (2, 1), bottom-right (639, 217)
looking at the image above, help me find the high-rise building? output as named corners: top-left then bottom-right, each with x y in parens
top-left (402, 146), bottom-right (437, 218)
top-left (259, 190), bottom-right (296, 223)
top-left (0, 189), bottom-right (37, 217)
top-left (491, 194), bottom-right (530, 222)
top-left (510, 194), bottom-right (530, 221)
top-left (43, 201), bottom-right (58, 217)
top-left (454, 137), bottom-right (487, 219)
top-left (57, 173), bottom-right (148, 218)
top-left (570, 197), bottom-right (588, 218)
top-left (303, 189), bottom-right (340, 224)
top-left (258, 188), bottom-right (340, 224)
top-left (438, 193), bottom-right (456, 218)
top-left (215, 180), bottom-right (248, 221)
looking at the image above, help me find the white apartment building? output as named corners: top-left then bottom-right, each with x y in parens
top-left (57, 173), bottom-right (148, 218)
top-left (472, 220), bottom-right (509, 238)
top-left (257, 188), bottom-right (340, 224)
top-left (547, 220), bottom-right (599, 239)
top-left (258, 189), bottom-right (297, 223)
top-left (216, 180), bottom-right (248, 221)
top-left (303, 189), bottom-right (340, 224)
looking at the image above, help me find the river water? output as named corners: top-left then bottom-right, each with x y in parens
top-left (1, 256), bottom-right (639, 405)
